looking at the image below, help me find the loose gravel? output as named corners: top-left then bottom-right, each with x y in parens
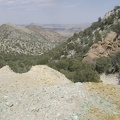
top-left (0, 65), bottom-right (120, 120)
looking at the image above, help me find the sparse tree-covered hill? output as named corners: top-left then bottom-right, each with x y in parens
top-left (37, 6), bottom-right (120, 82)
top-left (0, 23), bottom-right (66, 55)
top-left (49, 6), bottom-right (120, 60)
top-left (26, 24), bottom-right (66, 42)
top-left (0, 6), bottom-right (120, 83)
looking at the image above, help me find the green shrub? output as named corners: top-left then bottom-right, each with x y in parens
top-left (37, 55), bottom-right (50, 65)
top-left (60, 69), bottom-right (76, 82)
top-left (56, 59), bottom-right (68, 70)
top-left (0, 60), bottom-right (5, 68)
top-left (95, 57), bottom-right (112, 74)
top-left (118, 71), bottom-right (120, 85)
top-left (67, 59), bottom-right (82, 72)
top-left (111, 23), bottom-right (120, 34)
top-left (67, 43), bottom-right (75, 50)
top-left (74, 66), bottom-right (100, 83)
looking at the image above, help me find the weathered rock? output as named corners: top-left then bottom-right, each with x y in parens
top-left (104, 31), bottom-right (117, 42)
top-left (82, 53), bottom-right (99, 62)
top-left (96, 45), bottom-right (105, 54)
top-left (83, 31), bottom-right (120, 62)
top-left (92, 43), bottom-right (99, 48)
top-left (5, 102), bottom-right (13, 107)
top-left (118, 35), bottom-right (120, 40)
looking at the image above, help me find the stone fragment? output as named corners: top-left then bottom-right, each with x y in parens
top-left (5, 102), bottom-right (13, 107)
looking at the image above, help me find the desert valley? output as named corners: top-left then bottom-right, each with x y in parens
top-left (0, 3), bottom-right (120, 120)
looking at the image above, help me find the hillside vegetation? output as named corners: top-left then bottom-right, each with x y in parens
top-left (0, 6), bottom-right (120, 83)
top-left (0, 23), bottom-right (66, 55)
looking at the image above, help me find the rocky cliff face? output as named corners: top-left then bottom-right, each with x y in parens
top-left (0, 23), bottom-right (66, 55)
top-left (83, 31), bottom-right (120, 62)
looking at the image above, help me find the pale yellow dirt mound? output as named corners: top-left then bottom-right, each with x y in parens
top-left (26, 65), bottom-right (71, 85)
top-left (0, 65), bottom-right (71, 91)
top-left (0, 65), bottom-right (13, 73)
top-left (0, 65), bottom-right (120, 120)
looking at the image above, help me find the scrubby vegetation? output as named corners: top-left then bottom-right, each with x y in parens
top-left (0, 52), bottom-right (120, 83)
top-left (0, 6), bottom-right (120, 83)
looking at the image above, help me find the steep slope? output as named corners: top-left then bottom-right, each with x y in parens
top-left (83, 31), bottom-right (120, 62)
top-left (0, 23), bottom-right (66, 55)
top-left (35, 6), bottom-right (120, 83)
top-left (44, 6), bottom-right (120, 60)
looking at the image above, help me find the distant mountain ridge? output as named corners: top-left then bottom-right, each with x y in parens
top-left (26, 24), bottom-right (66, 42)
top-left (0, 23), bottom-right (66, 55)
top-left (38, 24), bottom-right (91, 37)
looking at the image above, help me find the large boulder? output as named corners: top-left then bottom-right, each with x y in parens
top-left (104, 31), bottom-right (117, 43)
top-left (83, 31), bottom-right (120, 62)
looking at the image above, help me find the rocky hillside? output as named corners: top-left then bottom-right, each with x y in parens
top-left (0, 65), bottom-right (120, 120)
top-left (0, 6), bottom-right (120, 83)
top-left (36, 6), bottom-right (120, 61)
top-left (83, 31), bottom-right (120, 62)
top-left (34, 6), bottom-right (120, 83)
top-left (0, 23), bottom-right (66, 55)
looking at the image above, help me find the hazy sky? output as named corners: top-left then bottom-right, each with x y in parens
top-left (0, 0), bottom-right (120, 24)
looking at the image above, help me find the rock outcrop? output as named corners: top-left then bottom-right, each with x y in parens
top-left (83, 31), bottom-right (120, 62)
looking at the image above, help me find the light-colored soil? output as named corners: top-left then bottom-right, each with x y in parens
top-left (0, 65), bottom-right (71, 90)
top-left (100, 73), bottom-right (119, 85)
top-left (0, 65), bottom-right (120, 120)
